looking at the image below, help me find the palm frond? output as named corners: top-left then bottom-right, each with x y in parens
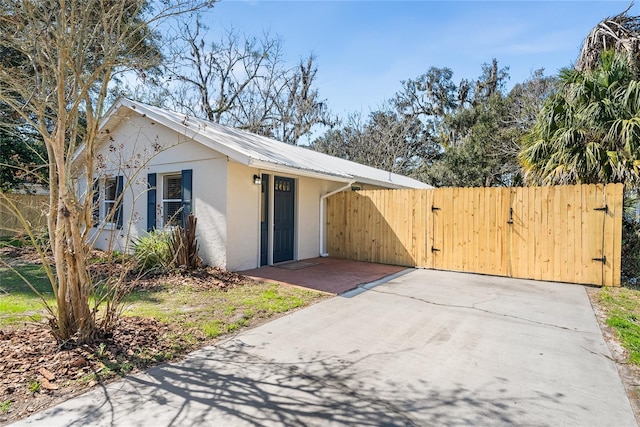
top-left (576, 5), bottom-right (640, 73)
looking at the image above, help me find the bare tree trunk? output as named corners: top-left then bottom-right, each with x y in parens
top-left (48, 110), bottom-right (94, 340)
top-left (0, 0), bottom-right (214, 343)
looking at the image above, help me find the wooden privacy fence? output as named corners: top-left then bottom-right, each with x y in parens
top-left (327, 184), bottom-right (624, 287)
top-left (0, 193), bottom-right (48, 238)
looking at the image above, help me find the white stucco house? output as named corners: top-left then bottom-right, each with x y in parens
top-left (74, 98), bottom-right (430, 271)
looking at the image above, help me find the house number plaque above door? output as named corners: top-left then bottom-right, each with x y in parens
top-left (275, 179), bottom-right (291, 192)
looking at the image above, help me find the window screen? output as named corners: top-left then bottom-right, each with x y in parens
top-left (104, 178), bottom-right (117, 223)
top-left (163, 175), bottom-right (182, 226)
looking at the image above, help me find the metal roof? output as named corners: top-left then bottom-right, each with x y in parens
top-left (99, 99), bottom-right (431, 189)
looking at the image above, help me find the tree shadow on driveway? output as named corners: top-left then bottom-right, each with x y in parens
top-left (30, 340), bottom-right (564, 427)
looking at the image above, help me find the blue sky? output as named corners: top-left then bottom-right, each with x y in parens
top-left (204, 1), bottom-right (632, 120)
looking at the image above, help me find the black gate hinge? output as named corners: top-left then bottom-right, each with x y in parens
top-left (592, 256), bottom-right (607, 264)
top-left (594, 205), bottom-right (608, 213)
top-left (431, 205), bottom-right (440, 211)
top-left (431, 246), bottom-right (440, 252)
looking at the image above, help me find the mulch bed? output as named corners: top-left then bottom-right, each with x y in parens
top-left (0, 245), bottom-right (48, 265)
top-left (133, 267), bottom-right (246, 292)
top-left (0, 245), bottom-right (248, 425)
top-left (0, 316), bottom-right (205, 425)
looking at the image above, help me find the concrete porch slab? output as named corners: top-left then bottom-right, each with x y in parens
top-left (240, 257), bottom-right (408, 294)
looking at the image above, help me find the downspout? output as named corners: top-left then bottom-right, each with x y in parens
top-left (319, 181), bottom-right (356, 257)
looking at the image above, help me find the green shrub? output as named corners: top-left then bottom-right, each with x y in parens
top-left (622, 192), bottom-right (640, 284)
top-left (133, 231), bottom-right (171, 273)
top-left (0, 236), bottom-right (26, 248)
top-left (622, 217), bottom-right (640, 283)
top-left (0, 400), bottom-right (11, 414)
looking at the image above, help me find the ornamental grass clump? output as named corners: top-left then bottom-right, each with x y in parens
top-left (133, 231), bottom-right (172, 274)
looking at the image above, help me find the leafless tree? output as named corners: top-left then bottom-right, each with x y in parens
top-left (0, 0), bottom-right (213, 343)
top-left (163, 20), bottom-right (331, 144)
top-left (312, 108), bottom-right (436, 177)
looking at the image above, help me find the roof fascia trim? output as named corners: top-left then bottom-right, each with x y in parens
top-left (247, 159), bottom-right (354, 183)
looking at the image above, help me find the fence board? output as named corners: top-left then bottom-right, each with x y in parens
top-left (553, 187), bottom-right (562, 281)
top-left (326, 184), bottom-right (623, 286)
top-left (564, 187), bottom-right (575, 283)
top-left (470, 188), bottom-right (480, 273)
top-left (0, 193), bottom-right (49, 238)
top-left (502, 188), bottom-right (511, 276)
top-left (605, 183), bottom-right (624, 287)
top-left (572, 185), bottom-right (582, 284)
top-left (587, 185), bottom-right (602, 285)
top-left (581, 186), bottom-right (593, 284)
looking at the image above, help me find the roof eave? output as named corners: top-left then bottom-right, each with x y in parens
top-left (351, 176), bottom-right (422, 189)
top-left (247, 159), bottom-right (354, 183)
top-left (74, 98), bottom-right (433, 190)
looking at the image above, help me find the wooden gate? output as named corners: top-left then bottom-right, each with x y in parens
top-left (326, 184), bottom-right (624, 286)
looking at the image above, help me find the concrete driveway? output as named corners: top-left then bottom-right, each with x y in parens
top-left (15, 269), bottom-right (636, 426)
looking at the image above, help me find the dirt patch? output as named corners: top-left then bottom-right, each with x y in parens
top-left (133, 267), bottom-right (245, 292)
top-left (587, 287), bottom-right (640, 424)
top-left (0, 245), bottom-right (48, 266)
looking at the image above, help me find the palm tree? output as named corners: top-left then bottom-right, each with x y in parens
top-left (520, 49), bottom-right (640, 186)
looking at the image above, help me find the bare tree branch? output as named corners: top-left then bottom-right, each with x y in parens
top-left (160, 23), bottom-right (331, 144)
top-left (0, 0), bottom-right (214, 343)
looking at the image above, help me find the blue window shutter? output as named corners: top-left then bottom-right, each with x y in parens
top-left (91, 179), bottom-right (100, 227)
top-left (147, 173), bottom-right (157, 232)
top-left (115, 175), bottom-right (124, 229)
top-left (181, 169), bottom-right (192, 228)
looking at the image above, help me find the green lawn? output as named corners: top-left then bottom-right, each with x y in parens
top-left (0, 262), bottom-right (328, 338)
top-left (597, 286), bottom-right (640, 365)
top-left (121, 280), bottom-right (321, 340)
top-left (0, 264), bottom-right (53, 326)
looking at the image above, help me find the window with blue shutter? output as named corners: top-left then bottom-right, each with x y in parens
top-left (163, 174), bottom-right (183, 227)
top-left (147, 173), bottom-right (156, 232)
top-left (181, 169), bottom-right (192, 228)
top-left (160, 169), bottom-right (193, 228)
top-left (91, 179), bottom-right (100, 227)
top-left (103, 175), bottom-right (124, 228)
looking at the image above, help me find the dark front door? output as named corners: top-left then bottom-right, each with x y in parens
top-left (273, 176), bottom-right (295, 263)
top-left (260, 174), bottom-right (269, 266)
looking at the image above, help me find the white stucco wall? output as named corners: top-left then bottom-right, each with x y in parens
top-left (296, 177), bottom-right (346, 260)
top-left (82, 111), bottom-right (366, 272)
top-left (225, 167), bottom-right (349, 271)
top-left (86, 113), bottom-right (229, 269)
top-left (225, 162), bottom-right (262, 271)
top-left (191, 158), bottom-right (228, 268)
